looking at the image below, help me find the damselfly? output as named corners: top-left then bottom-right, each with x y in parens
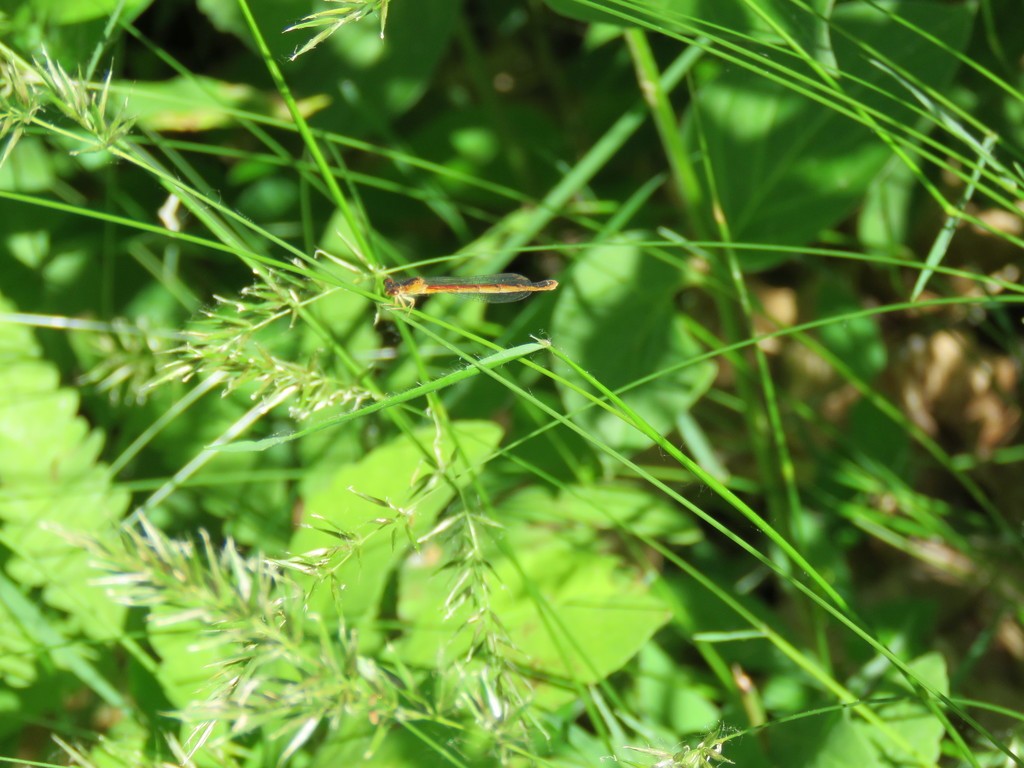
top-left (384, 273), bottom-right (558, 308)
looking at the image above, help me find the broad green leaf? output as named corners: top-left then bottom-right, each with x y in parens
top-left (315, 0), bottom-right (458, 121)
top-left (775, 711), bottom-right (882, 768)
top-left (858, 157), bottom-right (918, 253)
top-left (546, 0), bottom-right (835, 63)
top-left (683, 0), bottom-right (974, 259)
top-left (147, 611), bottom-right (233, 709)
top-left (291, 421), bottom-right (504, 626)
top-left (23, 0), bottom-right (153, 25)
top-left (854, 652), bottom-right (947, 765)
top-left (396, 522), bottom-right (670, 708)
top-left (312, 720), bottom-right (501, 768)
top-left (198, 0), bottom-right (456, 126)
top-left (551, 236), bottom-right (716, 453)
top-left (502, 483), bottom-right (702, 545)
top-left (771, 653), bottom-right (948, 768)
top-left (197, 0), bottom-right (315, 58)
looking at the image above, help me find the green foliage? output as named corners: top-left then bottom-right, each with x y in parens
top-left (1, 0), bottom-right (1023, 766)
top-left (292, 420), bottom-right (506, 624)
top-left (769, 654), bottom-right (948, 768)
top-left (681, 0), bottom-right (974, 259)
top-left (397, 516), bottom-right (671, 708)
top-left (0, 294), bottom-right (129, 689)
top-left (552, 235), bottom-right (717, 453)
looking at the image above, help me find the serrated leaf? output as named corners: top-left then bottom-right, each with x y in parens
top-left (0, 295), bottom-right (129, 684)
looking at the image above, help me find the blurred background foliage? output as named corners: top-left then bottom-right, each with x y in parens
top-left (1, 0), bottom-right (1023, 766)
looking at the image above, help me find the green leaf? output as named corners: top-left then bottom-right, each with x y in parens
top-left (291, 421), bottom-right (504, 626)
top-left (843, 398), bottom-right (911, 478)
top-left (502, 483), bottom-right (702, 545)
top-left (551, 235), bottom-right (716, 453)
top-left (198, 0), bottom-right (456, 125)
top-left (0, 294), bottom-right (129, 682)
top-left (315, 0), bottom-right (458, 121)
top-left (197, 0), bottom-right (312, 58)
top-left (770, 653), bottom-right (948, 768)
top-left (148, 608), bottom-right (234, 709)
top-left (0, 574), bottom-right (44, 687)
top-left (683, 0), bottom-right (974, 258)
top-left (546, 0), bottom-right (835, 62)
top-left (395, 522), bottom-right (670, 708)
top-left (857, 158), bottom-right (917, 253)
top-left (775, 711), bottom-right (883, 768)
top-left (23, 0), bottom-right (153, 25)
top-left (856, 653), bottom-right (947, 766)
top-left (0, 568), bottom-right (126, 707)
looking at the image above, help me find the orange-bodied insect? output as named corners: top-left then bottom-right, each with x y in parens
top-left (383, 273), bottom-right (559, 308)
